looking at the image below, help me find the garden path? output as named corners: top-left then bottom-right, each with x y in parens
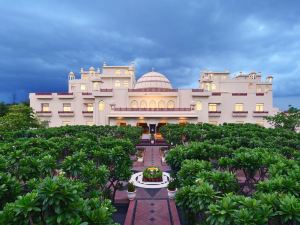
top-left (123, 146), bottom-right (181, 225)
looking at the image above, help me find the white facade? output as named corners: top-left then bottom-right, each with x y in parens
top-left (29, 64), bottom-right (278, 128)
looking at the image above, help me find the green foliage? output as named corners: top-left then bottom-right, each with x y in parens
top-left (143, 167), bottom-right (163, 179)
top-left (0, 173), bottom-right (21, 209)
top-left (0, 104), bottom-right (41, 133)
top-left (177, 160), bottom-right (212, 186)
top-left (127, 182), bottom-right (135, 192)
top-left (0, 125), bottom-right (141, 224)
top-left (165, 123), bottom-right (300, 224)
top-left (266, 106), bottom-right (300, 131)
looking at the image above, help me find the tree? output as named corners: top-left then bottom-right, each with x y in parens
top-left (0, 102), bottom-right (8, 117)
top-left (0, 104), bottom-right (41, 133)
top-left (266, 106), bottom-right (300, 132)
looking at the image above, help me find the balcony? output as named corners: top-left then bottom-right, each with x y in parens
top-left (35, 93), bottom-right (53, 99)
top-left (57, 93), bottom-right (74, 99)
top-left (58, 111), bottom-right (74, 117)
top-left (232, 93), bottom-right (247, 96)
top-left (128, 88), bottom-right (178, 92)
top-left (208, 111), bottom-right (221, 117)
top-left (82, 92), bottom-right (94, 99)
top-left (232, 111), bottom-right (248, 117)
top-left (82, 111), bottom-right (93, 117)
top-left (94, 89), bottom-right (114, 97)
top-left (36, 111), bottom-right (52, 117)
top-left (253, 111), bottom-right (269, 117)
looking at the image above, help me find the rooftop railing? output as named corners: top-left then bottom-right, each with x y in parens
top-left (128, 88), bottom-right (178, 92)
top-left (113, 107), bottom-right (192, 111)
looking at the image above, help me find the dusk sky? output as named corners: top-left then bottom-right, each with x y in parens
top-left (0, 0), bottom-right (299, 109)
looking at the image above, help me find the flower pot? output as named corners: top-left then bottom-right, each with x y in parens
top-left (167, 188), bottom-right (177, 199)
top-left (127, 191), bottom-right (136, 200)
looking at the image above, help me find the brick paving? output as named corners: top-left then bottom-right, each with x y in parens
top-left (124, 145), bottom-right (181, 225)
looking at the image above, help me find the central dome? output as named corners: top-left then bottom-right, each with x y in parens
top-left (134, 71), bottom-right (172, 89)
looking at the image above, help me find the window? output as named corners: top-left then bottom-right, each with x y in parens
top-left (115, 69), bottom-right (121, 75)
top-left (93, 82), bottom-right (100, 90)
top-left (211, 83), bottom-right (216, 90)
top-left (71, 85), bottom-right (76, 91)
top-left (80, 84), bottom-right (86, 91)
top-left (86, 103), bottom-right (93, 112)
top-left (86, 121), bottom-right (94, 126)
top-left (256, 103), bottom-right (264, 112)
top-left (234, 103), bottom-right (244, 112)
top-left (123, 80), bottom-right (129, 88)
top-left (41, 103), bottom-right (49, 112)
top-left (149, 100), bottom-right (156, 108)
top-left (63, 103), bottom-right (71, 112)
top-left (208, 103), bottom-right (217, 112)
top-left (131, 100), bottom-right (138, 108)
top-left (62, 121), bottom-right (71, 126)
top-left (115, 80), bottom-right (121, 87)
top-left (256, 87), bottom-right (262, 93)
top-left (98, 101), bottom-right (105, 111)
top-left (140, 100), bottom-right (147, 108)
top-left (158, 100), bottom-right (165, 108)
top-left (167, 100), bottom-right (175, 109)
top-left (195, 101), bottom-right (202, 111)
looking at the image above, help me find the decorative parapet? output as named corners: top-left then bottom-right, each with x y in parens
top-left (35, 93), bottom-right (53, 99)
top-left (36, 111), bottom-right (52, 117)
top-left (128, 88), bottom-right (178, 92)
top-left (113, 107), bottom-right (192, 111)
top-left (253, 111), bottom-right (269, 117)
top-left (57, 93), bottom-right (74, 99)
top-left (208, 111), bottom-right (221, 117)
top-left (232, 111), bottom-right (248, 117)
top-left (58, 111), bottom-right (75, 117)
top-left (232, 93), bottom-right (247, 96)
top-left (82, 111), bottom-right (93, 117)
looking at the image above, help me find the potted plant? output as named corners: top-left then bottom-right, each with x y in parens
top-left (150, 134), bottom-right (155, 144)
top-left (127, 182), bottom-right (136, 200)
top-left (167, 180), bottom-right (177, 199)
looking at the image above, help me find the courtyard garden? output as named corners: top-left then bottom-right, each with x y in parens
top-left (161, 123), bottom-right (300, 225)
top-left (0, 125), bottom-right (141, 225)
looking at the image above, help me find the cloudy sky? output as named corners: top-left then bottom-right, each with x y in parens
top-left (0, 0), bottom-right (299, 109)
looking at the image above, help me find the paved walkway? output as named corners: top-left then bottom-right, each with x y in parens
top-left (124, 146), bottom-right (181, 225)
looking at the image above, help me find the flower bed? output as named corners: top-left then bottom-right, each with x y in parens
top-left (142, 166), bottom-right (163, 182)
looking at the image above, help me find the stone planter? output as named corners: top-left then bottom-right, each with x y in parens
top-left (127, 191), bottom-right (136, 200)
top-left (142, 177), bottom-right (163, 182)
top-left (167, 188), bottom-right (177, 199)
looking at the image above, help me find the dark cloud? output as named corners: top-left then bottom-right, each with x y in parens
top-left (0, 0), bottom-right (299, 109)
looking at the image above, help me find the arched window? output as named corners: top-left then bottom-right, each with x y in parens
top-left (140, 100), bottom-right (147, 108)
top-left (158, 100), bottom-right (165, 108)
top-left (167, 100), bottom-right (175, 109)
top-left (98, 101), bottom-right (105, 111)
top-left (131, 100), bottom-right (138, 108)
top-left (115, 80), bottom-right (121, 87)
top-left (149, 100), bottom-right (156, 108)
top-left (195, 101), bottom-right (202, 111)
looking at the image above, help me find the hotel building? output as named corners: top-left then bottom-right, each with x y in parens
top-left (29, 64), bottom-right (278, 131)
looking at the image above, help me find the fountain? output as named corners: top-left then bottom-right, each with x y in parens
top-left (129, 166), bottom-right (170, 188)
